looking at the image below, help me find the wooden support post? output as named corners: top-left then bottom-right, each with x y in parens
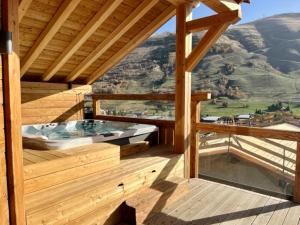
top-left (93, 99), bottom-right (101, 118)
top-left (2, 0), bottom-right (26, 224)
top-left (294, 141), bottom-right (300, 203)
top-left (174, 3), bottom-right (192, 179)
top-left (190, 100), bottom-right (200, 178)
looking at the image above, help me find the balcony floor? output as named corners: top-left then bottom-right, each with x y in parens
top-left (144, 179), bottom-right (300, 225)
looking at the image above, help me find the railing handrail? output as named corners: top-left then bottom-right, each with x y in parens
top-left (92, 92), bottom-right (211, 101)
top-left (94, 115), bottom-right (175, 127)
top-left (197, 123), bottom-right (300, 142)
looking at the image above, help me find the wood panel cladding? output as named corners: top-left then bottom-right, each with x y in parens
top-left (21, 82), bottom-right (91, 125)
top-left (0, 53), bottom-right (10, 225)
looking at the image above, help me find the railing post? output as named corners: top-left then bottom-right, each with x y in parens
top-left (190, 100), bottom-right (200, 178)
top-left (92, 97), bottom-right (101, 118)
top-left (294, 141), bottom-right (300, 203)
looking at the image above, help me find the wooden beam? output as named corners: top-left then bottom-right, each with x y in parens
top-left (197, 123), bottom-right (300, 142)
top-left (186, 9), bottom-right (241, 33)
top-left (93, 93), bottom-right (211, 101)
top-left (92, 93), bottom-right (176, 101)
top-left (200, 0), bottom-right (241, 13)
top-left (20, 0), bottom-right (81, 77)
top-left (94, 115), bottom-right (175, 127)
top-left (86, 6), bottom-right (176, 84)
top-left (2, 0), bottom-right (26, 224)
top-left (18, 0), bottom-right (33, 22)
top-left (42, 0), bottom-right (122, 81)
top-left (165, 0), bottom-right (199, 6)
top-left (295, 142), bottom-right (300, 203)
top-left (66, 0), bottom-right (159, 82)
top-left (186, 23), bottom-right (230, 72)
top-left (190, 100), bottom-right (200, 178)
top-left (174, 3), bottom-right (193, 179)
top-left (191, 92), bottom-right (211, 102)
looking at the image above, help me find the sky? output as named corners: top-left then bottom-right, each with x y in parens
top-left (156, 0), bottom-right (300, 33)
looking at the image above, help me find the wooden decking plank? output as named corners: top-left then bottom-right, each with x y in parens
top-left (171, 181), bottom-right (226, 225)
top-left (189, 185), bottom-right (243, 224)
top-left (266, 200), bottom-right (294, 225)
top-left (282, 203), bottom-right (300, 225)
top-left (219, 191), bottom-right (267, 225)
top-left (23, 151), bottom-right (48, 163)
top-left (144, 180), bottom-right (213, 225)
top-left (252, 197), bottom-right (281, 225)
top-left (234, 195), bottom-right (269, 225)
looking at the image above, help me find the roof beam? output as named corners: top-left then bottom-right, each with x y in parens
top-left (165, 0), bottom-right (200, 7)
top-left (42, 0), bottom-right (122, 81)
top-left (186, 23), bottom-right (230, 72)
top-left (18, 0), bottom-right (33, 22)
top-left (186, 9), bottom-right (241, 33)
top-left (86, 6), bottom-right (176, 84)
top-left (65, 0), bottom-right (159, 82)
top-left (199, 0), bottom-right (241, 13)
top-left (20, 0), bottom-right (81, 77)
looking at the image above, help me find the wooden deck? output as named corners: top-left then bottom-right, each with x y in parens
top-left (145, 179), bottom-right (300, 225)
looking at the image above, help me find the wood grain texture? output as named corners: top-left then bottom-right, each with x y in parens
top-left (42, 0), bottom-right (122, 81)
top-left (0, 58), bottom-right (9, 225)
top-left (65, 0), bottom-right (159, 82)
top-left (174, 4), bottom-right (193, 180)
top-left (21, 82), bottom-right (91, 125)
top-left (186, 9), bottom-right (241, 33)
top-left (2, 0), bottom-right (26, 224)
top-left (20, 0), bottom-right (81, 76)
top-left (24, 145), bottom-right (184, 225)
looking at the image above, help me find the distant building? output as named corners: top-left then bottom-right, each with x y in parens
top-left (201, 116), bottom-right (221, 123)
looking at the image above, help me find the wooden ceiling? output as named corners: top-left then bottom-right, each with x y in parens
top-left (19, 0), bottom-right (245, 85)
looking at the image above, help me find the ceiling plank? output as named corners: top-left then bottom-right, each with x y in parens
top-left (65, 0), bottom-right (160, 82)
top-left (86, 6), bottom-right (176, 84)
top-left (18, 0), bottom-right (33, 22)
top-left (20, 0), bottom-right (81, 77)
top-left (199, 0), bottom-right (241, 13)
top-left (186, 9), bottom-right (241, 33)
top-left (42, 0), bottom-right (122, 81)
top-left (186, 23), bottom-right (230, 72)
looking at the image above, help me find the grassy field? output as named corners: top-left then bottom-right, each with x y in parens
top-left (96, 98), bottom-right (300, 118)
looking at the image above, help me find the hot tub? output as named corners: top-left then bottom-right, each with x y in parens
top-left (22, 120), bottom-right (158, 150)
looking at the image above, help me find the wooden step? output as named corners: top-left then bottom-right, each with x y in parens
top-left (123, 176), bottom-right (189, 225)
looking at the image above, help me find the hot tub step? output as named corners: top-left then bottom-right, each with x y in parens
top-left (123, 176), bottom-right (189, 225)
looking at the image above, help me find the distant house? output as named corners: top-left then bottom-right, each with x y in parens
top-left (235, 114), bottom-right (253, 125)
top-left (201, 116), bottom-right (221, 123)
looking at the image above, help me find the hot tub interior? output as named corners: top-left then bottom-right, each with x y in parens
top-left (22, 120), bottom-right (158, 150)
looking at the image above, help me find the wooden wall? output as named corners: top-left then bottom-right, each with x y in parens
top-left (0, 56), bottom-right (10, 225)
top-left (21, 82), bottom-right (91, 125)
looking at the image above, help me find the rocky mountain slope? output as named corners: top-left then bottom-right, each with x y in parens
top-left (94, 13), bottom-right (300, 102)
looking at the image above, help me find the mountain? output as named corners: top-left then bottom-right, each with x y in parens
top-left (94, 13), bottom-right (300, 102)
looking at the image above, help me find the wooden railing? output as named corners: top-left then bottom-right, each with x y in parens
top-left (92, 93), bottom-right (211, 146)
top-left (192, 122), bottom-right (300, 203)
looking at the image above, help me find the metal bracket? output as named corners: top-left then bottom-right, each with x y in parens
top-left (0, 30), bottom-right (12, 54)
top-left (68, 82), bottom-right (72, 90)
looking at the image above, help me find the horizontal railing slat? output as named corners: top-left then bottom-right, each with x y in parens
top-left (197, 123), bottom-right (300, 142)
